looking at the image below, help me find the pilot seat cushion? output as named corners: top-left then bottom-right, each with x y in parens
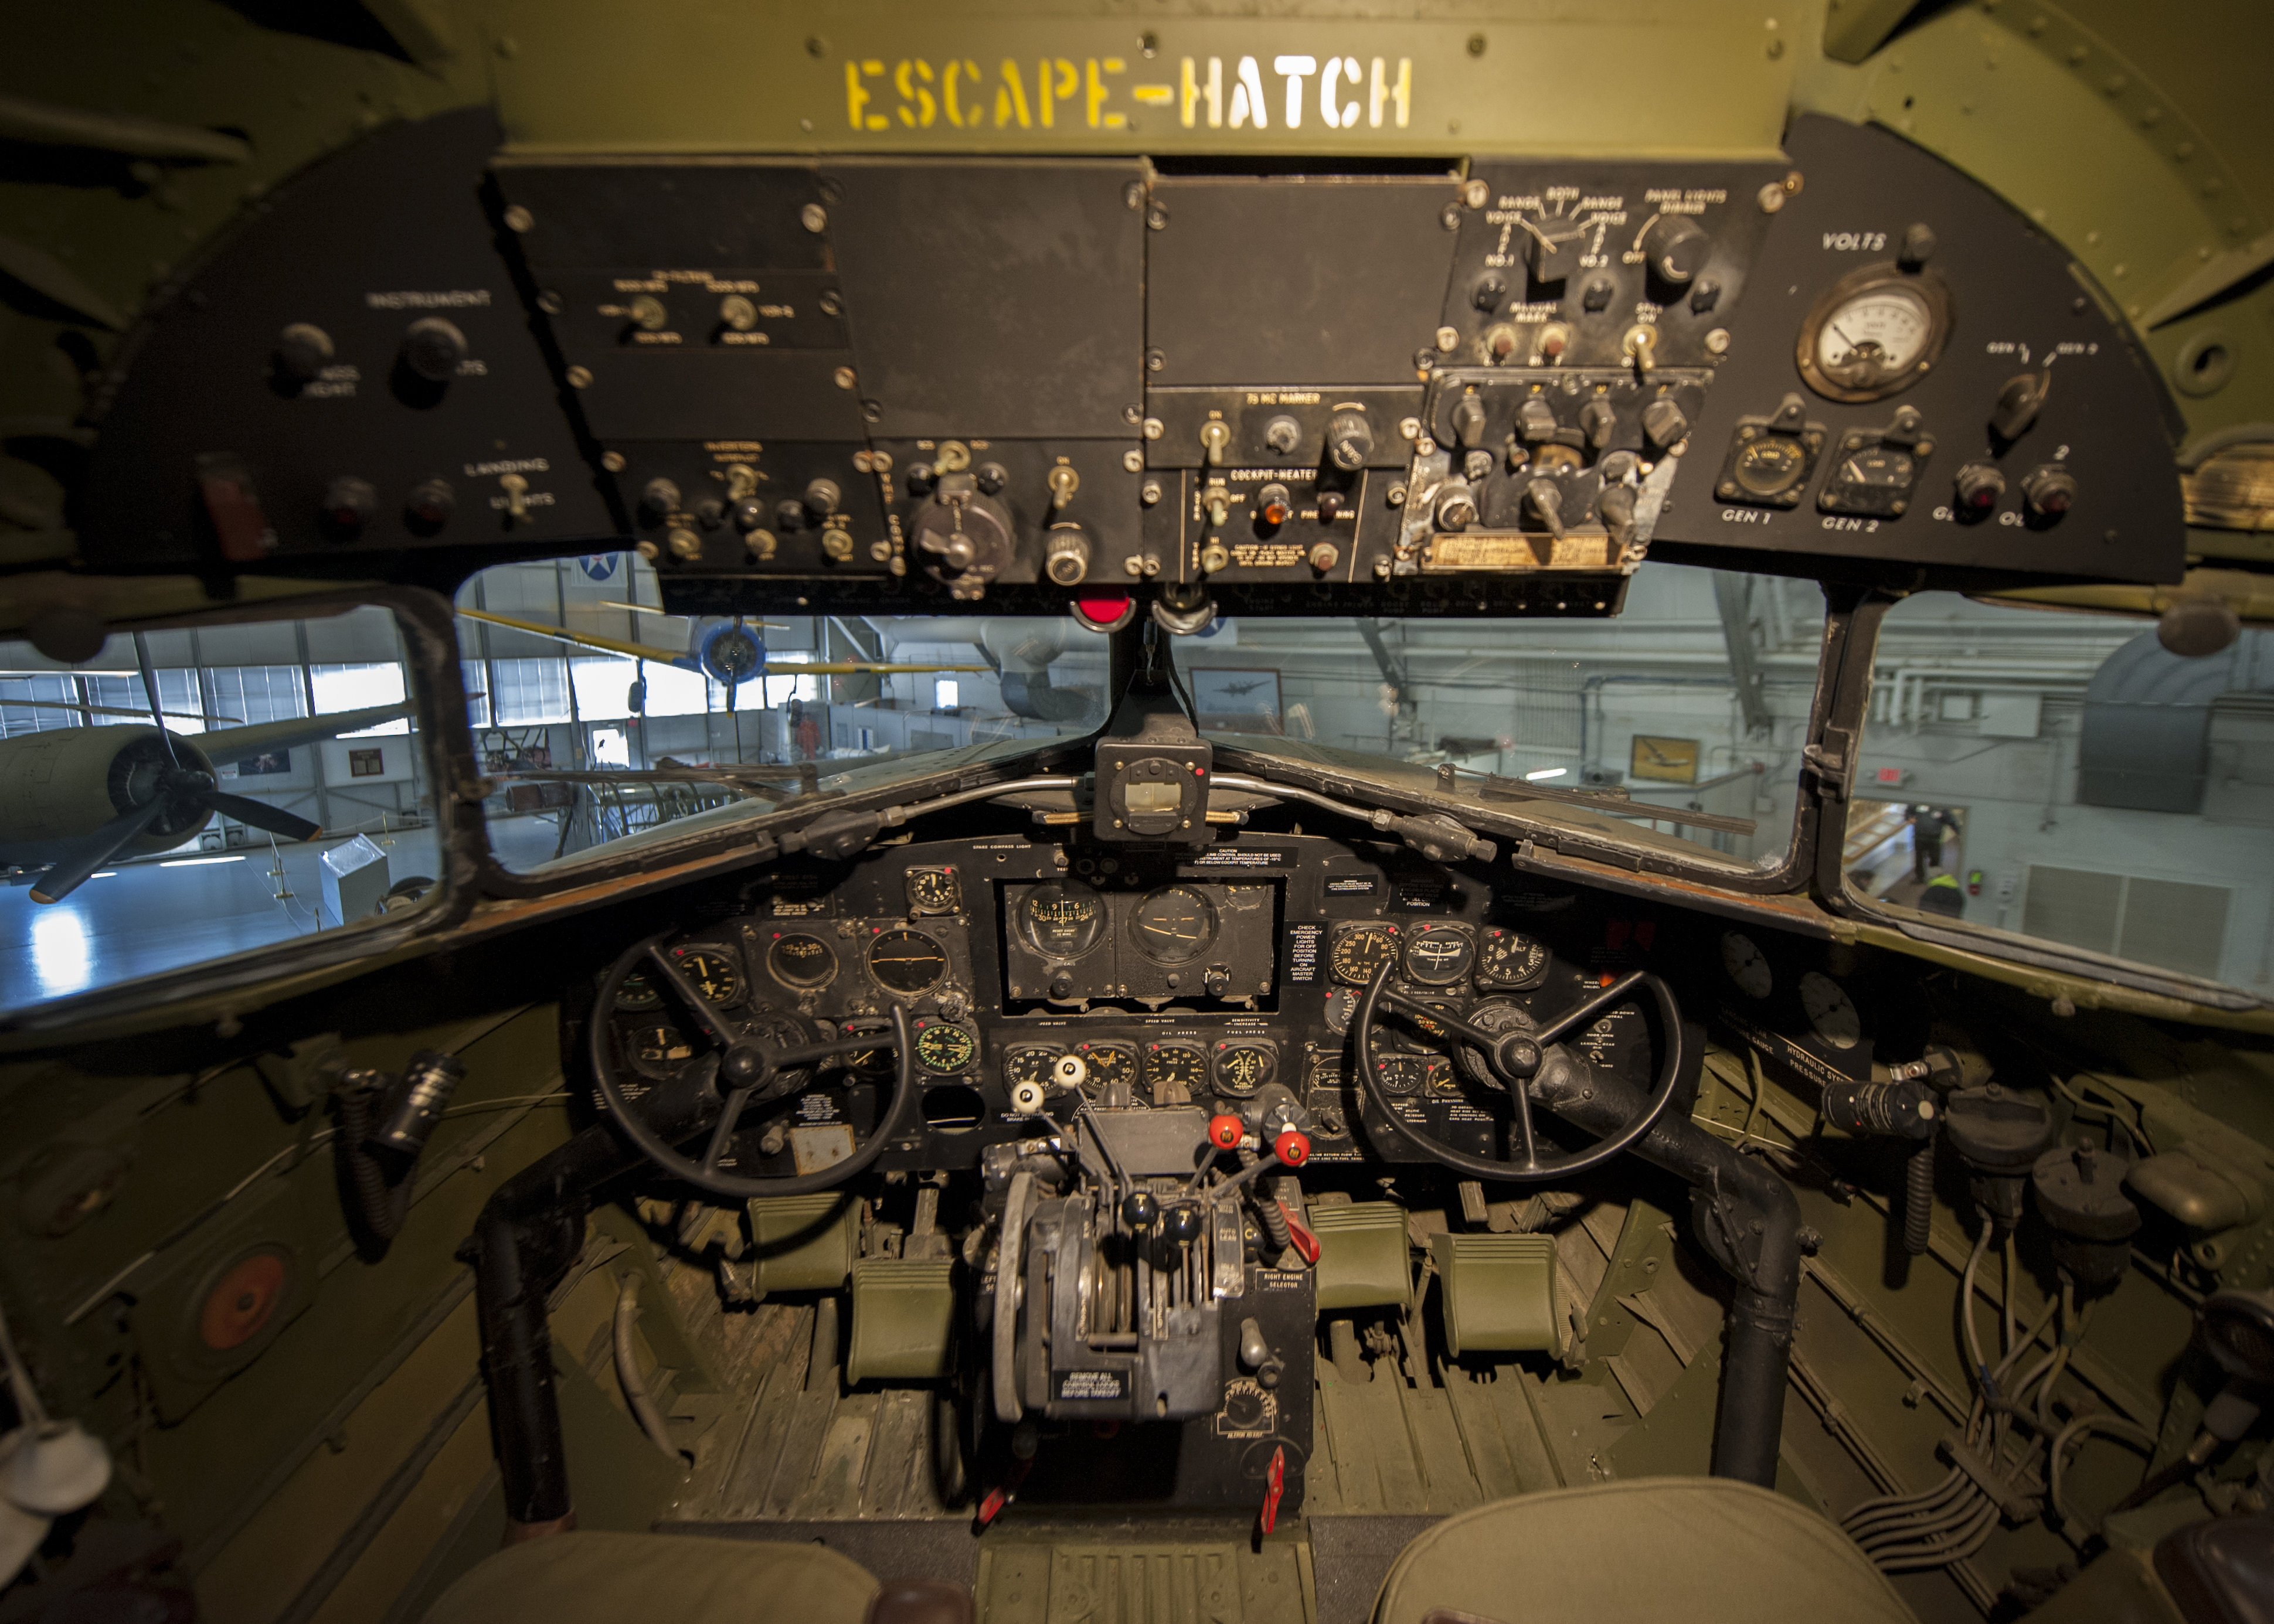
top-left (421, 1530), bottom-right (879, 1624)
top-left (1374, 1477), bottom-right (1915, 1624)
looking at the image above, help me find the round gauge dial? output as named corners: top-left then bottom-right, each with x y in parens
top-left (615, 968), bottom-right (661, 1011)
top-left (629, 1023), bottom-right (697, 1070)
top-left (838, 1017), bottom-right (897, 1077)
top-left (1212, 1043), bottom-right (1277, 1098)
top-left (1129, 885), bottom-right (1218, 965)
top-left (913, 1021), bottom-right (977, 1075)
top-left (670, 948), bottom-right (744, 1006)
top-left (1799, 971), bottom-right (1863, 1050)
top-left (868, 928), bottom-right (948, 995)
top-left (1003, 1046), bottom-right (1063, 1091)
top-left (1373, 1055), bottom-right (1425, 1096)
top-left (766, 932), bottom-right (837, 989)
top-left (1478, 929), bottom-right (1549, 988)
top-left (1322, 986), bottom-right (1360, 1035)
top-left (1143, 1043), bottom-right (1206, 1101)
top-left (1796, 268), bottom-right (1953, 403)
top-left (1721, 931), bottom-right (1773, 1000)
top-left (1730, 434), bottom-right (1811, 500)
top-left (1072, 1041), bottom-right (1136, 1097)
top-left (1403, 925), bottom-right (1476, 987)
top-left (1329, 924), bottom-right (1400, 986)
top-left (1021, 880), bottom-right (1107, 959)
top-left (906, 867), bottom-right (961, 914)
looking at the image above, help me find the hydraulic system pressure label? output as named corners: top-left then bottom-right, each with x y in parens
top-left (843, 54), bottom-right (1411, 135)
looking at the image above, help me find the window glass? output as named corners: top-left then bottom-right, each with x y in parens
top-left (0, 605), bottom-right (437, 1013)
top-left (1848, 593), bottom-right (2273, 992)
top-left (460, 555), bottom-right (1110, 874)
top-left (1176, 563), bottom-right (1827, 871)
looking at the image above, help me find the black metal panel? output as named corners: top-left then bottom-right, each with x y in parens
top-left (1146, 175), bottom-right (1463, 386)
top-left (76, 110), bottom-right (615, 567)
top-left (491, 158), bottom-right (829, 270)
top-left (570, 350), bottom-right (868, 442)
top-left (820, 159), bottom-right (1148, 441)
top-left (1657, 115), bottom-right (2185, 582)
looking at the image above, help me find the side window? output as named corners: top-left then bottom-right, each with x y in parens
top-left (1, 604), bottom-right (437, 1011)
top-left (1848, 593), bottom-right (2272, 990)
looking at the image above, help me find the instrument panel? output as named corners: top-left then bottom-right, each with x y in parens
top-left (597, 829), bottom-right (1701, 1177)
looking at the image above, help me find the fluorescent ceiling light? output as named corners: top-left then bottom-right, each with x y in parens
top-left (159, 855), bottom-right (246, 867)
top-left (1524, 767), bottom-right (1568, 781)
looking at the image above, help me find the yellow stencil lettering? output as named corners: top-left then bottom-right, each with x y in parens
top-left (994, 59), bottom-right (1031, 128)
top-left (1039, 57), bottom-right (1076, 128)
top-left (846, 60), bottom-right (872, 130)
top-left (1086, 57), bottom-right (1126, 128)
top-left (1180, 57), bottom-right (1221, 128)
top-left (945, 59), bottom-right (983, 127)
top-left (895, 59), bottom-right (936, 127)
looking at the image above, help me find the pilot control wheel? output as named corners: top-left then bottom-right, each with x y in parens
top-left (589, 934), bottom-right (919, 1199)
top-left (1352, 962), bottom-right (1688, 1182)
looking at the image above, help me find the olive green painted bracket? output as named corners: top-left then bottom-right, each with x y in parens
top-left (750, 1193), bottom-right (860, 1293)
top-left (1572, 1200), bottom-right (1680, 1367)
top-left (1429, 1234), bottom-right (1556, 1355)
top-left (1310, 1200), bottom-right (1413, 1312)
top-left (1821, 0), bottom-right (1922, 65)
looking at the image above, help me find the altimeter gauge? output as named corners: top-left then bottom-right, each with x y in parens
top-left (1796, 265), bottom-right (1953, 403)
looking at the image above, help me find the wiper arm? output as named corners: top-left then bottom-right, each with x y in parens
top-left (1210, 772), bottom-right (1496, 866)
top-left (1439, 762), bottom-right (1759, 838)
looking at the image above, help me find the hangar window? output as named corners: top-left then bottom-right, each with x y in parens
top-left (0, 604), bottom-right (442, 1014)
top-left (1847, 592), bottom-right (2274, 995)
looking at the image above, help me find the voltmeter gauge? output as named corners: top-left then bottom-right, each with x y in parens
top-left (1212, 1041), bottom-right (1277, 1098)
top-left (1799, 971), bottom-right (1863, 1050)
top-left (913, 1021), bottom-right (977, 1074)
top-left (1402, 925), bottom-right (1475, 987)
top-left (1329, 923), bottom-right (1400, 986)
top-left (1478, 929), bottom-right (1549, 989)
top-left (1021, 880), bottom-right (1106, 959)
top-left (1143, 1042), bottom-right (1206, 1102)
top-left (670, 947), bottom-right (744, 1007)
top-left (766, 932), bottom-right (837, 989)
top-left (1796, 266), bottom-right (1953, 403)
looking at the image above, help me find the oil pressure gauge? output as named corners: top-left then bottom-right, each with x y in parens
top-left (1796, 265), bottom-right (1953, 403)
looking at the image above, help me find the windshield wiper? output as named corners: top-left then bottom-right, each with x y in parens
top-left (1442, 762), bottom-right (1759, 838)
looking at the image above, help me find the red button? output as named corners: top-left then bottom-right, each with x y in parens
top-left (1073, 595), bottom-right (1136, 632)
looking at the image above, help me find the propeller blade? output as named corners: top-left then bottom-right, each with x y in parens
top-left (199, 789), bottom-right (321, 842)
top-left (131, 632), bottom-right (181, 767)
top-left (28, 796), bottom-right (171, 904)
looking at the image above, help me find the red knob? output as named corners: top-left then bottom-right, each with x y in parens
top-left (1274, 1129), bottom-right (1311, 1167)
top-left (1210, 1114), bottom-right (1244, 1150)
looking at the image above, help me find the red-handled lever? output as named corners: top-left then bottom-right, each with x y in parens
top-left (1210, 1114), bottom-right (1245, 1150)
top-left (1273, 1128), bottom-right (1310, 1167)
top-left (1277, 1200), bottom-right (1321, 1265)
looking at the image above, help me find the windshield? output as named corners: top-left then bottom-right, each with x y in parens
top-left (1176, 563), bottom-right (1825, 871)
top-left (459, 556), bottom-right (1110, 872)
top-left (1847, 592), bottom-right (2273, 996)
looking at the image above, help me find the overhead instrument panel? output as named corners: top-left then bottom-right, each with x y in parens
top-left (1655, 115), bottom-right (2185, 581)
top-left (62, 107), bottom-right (2183, 595)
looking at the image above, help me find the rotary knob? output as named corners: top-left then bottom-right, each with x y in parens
top-left (1044, 523), bottom-right (1091, 585)
top-left (1433, 480), bottom-right (1478, 532)
top-left (1325, 411), bottom-right (1373, 471)
top-left (1264, 415), bottom-right (1301, 455)
top-left (276, 323), bottom-right (334, 383)
top-left (1578, 398), bottom-right (1617, 450)
top-left (401, 317), bottom-right (467, 382)
top-left (1638, 215), bottom-right (1712, 284)
top-left (1524, 478), bottom-right (1566, 539)
top-left (1640, 397), bottom-right (1690, 451)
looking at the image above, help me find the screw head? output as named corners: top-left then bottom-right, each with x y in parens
top-left (1705, 327), bottom-right (1731, 355)
top-left (1142, 417), bottom-right (1164, 440)
top-left (565, 365), bottom-right (592, 389)
top-left (502, 204), bottom-right (532, 233)
top-left (1758, 182), bottom-right (1786, 215)
top-left (833, 366), bottom-right (856, 390)
top-left (1122, 449), bottom-right (1144, 472)
top-left (801, 203), bottom-right (828, 233)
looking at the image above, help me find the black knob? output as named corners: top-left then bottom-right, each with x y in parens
top-left (1326, 411), bottom-right (1373, 471)
top-left (1598, 483), bottom-right (1637, 543)
top-left (1472, 274), bottom-right (1508, 312)
top-left (1688, 278), bottom-right (1724, 315)
top-left (640, 478), bottom-right (680, 520)
top-left (1163, 1204), bottom-right (1202, 1244)
top-left (1462, 448), bottom-right (1495, 482)
top-left (1953, 462), bottom-right (2006, 515)
top-left (1524, 478), bottom-right (1565, 539)
top-left (803, 478), bottom-right (842, 516)
top-left (405, 478), bottom-right (454, 530)
top-left (1990, 372), bottom-right (2048, 440)
top-left (2021, 464), bottom-right (2078, 520)
top-left (321, 476), bottom-right (375, 537)
top-left (1203, 965), bottom-right (1232, 997)
top-left (1578, 398), bottom-right (1617, 450)
top-left (1048, 971), bottom-right (1075, 999)
top-left (1581, 277), bottom-right (1615, 314)
top-left (1525, 230), bottom-right (1567, 285)
top-left (974, 462), bottom-right (1007, 496)
top-left (1639, 215), bottom-right (1712, 284)
top-left (731, 498), bottom-right (769, 533)
top-left (1121, 1190), bottom-right (1160, 1230)
top-left (402, 317), bottom-right (467, 382)
top-left (1450, 395), bottom-right (1488, 449)
top-left (1263, 415), bottom-right (1301, 455)
top-left (1045, 523), bottom-right (1090, 585)
top-left (774, 498), bottom-right (806, 532)
top-left (1316, 491), bottom-right (1345, 523)
top-left (1517, 397), bottom-right (1558, 443)
top-left (276, 323), bottom-right (334, 383)
top-left (694, 498), bottom-right (726, 530)
top-left (1640, 397), bottom-right (1690, 451)
top-left (1434, 480), bottom-right (1478, 532)
top-left (905, 462), bottom-right (935, 496)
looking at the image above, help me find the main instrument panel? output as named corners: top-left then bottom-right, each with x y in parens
top-left (598, 829), bottom-right (1702, 1180)
top-left (74, 112), bottom-right (2183, 605)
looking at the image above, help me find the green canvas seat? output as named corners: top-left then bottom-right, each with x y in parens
top-left (1375, 1478), bottom-right (1916, 1624)
top-left (422, 1530), bottom-right (879, 1624)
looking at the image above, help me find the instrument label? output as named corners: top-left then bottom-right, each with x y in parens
top-left (1056, 1370), bottom-right (1126, 1400)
